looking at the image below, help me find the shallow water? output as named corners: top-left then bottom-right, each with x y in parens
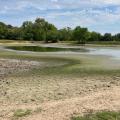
top-left (6, 46), bottom-right (88, 52)
top-left (88, 47), bottom-right (120, 59)
top-left (3, 45), bottom-right (120, 59)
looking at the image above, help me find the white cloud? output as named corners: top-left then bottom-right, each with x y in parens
top-left (92, 0), bottom-right (120, 5)
top-left (0, 0), bottom-right (120, 33)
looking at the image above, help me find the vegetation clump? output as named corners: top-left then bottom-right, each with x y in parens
top-left (13, 109), bottom-right (32, 118)
top-left (72, 111), bottom-right (120, 120)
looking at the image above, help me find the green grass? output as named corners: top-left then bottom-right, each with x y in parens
top-left (6, 45), bottom-right (88, 52)
top-left (72, 111), bottom-right (120, 120)
top-left (0, 39), bottom-right (30, 43)
top-left (87, 41), bottom-right (120, 46)
top-left (1, 43), bottom-right (120, 78)
top-left (13, 109), bottom-right (32, 118)
top-left (1, 49), bottom-right (120, 78)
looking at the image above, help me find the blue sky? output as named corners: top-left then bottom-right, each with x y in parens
top-left (0, 0), bottom-right (120, 34)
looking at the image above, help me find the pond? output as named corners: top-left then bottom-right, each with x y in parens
top-left (5, 45), bottom-right (120, 59)
top-left (6, 46), bottom-right (89, 52)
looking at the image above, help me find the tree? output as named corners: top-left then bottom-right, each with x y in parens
top-left (88, 32), bottom-right (102, 42)
top-left (46, 30), bottom-right (58, 43)
top-left (0, 17), bottom-right (120, 43)
top-left (101, 33), bottom-right (112, 41)
top-left (32, 18), bottom-right (57, 42)
top-left (113, 33), bottom-right (120, 41)
top-left (0, 22), bottom-right (7, 39)
top-left (34, 18), bottom-right (49, 41)
top-left (73, 26), bottom-right (89, 44)
top-left (58, 27), bottom-right (73, 41)
top-left (22, 21), bottom-right (34, 40)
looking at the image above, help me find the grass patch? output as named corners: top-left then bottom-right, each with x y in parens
top-left (87, 41), bottom-right (120, 46)
top-left (13, 109), bottom-right (32, 118)
top-left (0, 40), bottom-right (30, 44)
top-left (1, 50), bottom-right (120, 78)
top-left (72, 111), bottom-right (120, 120)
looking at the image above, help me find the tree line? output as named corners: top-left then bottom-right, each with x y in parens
top-left (0, 18), bottom-right (120, 44)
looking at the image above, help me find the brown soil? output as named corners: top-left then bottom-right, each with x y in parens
top-left (0, 58), bottom-right (120, 120)
top-left (0, 86), bottom-right (120, 120)
top-left (0, 58), bottom-right (40, 78)
top-left (24, 86), bottom-right (120, 120)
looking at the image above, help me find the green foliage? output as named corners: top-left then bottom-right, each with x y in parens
top-left (58, 27), bottom-right (73, 41)
top-left (33, 18), bottom-right (57, 42)
top-left (101, 33), bottom-right (112, 41)
top-left (0, 17), bottom-right (119, 43)
top-left (22, 21), bottom-right (34, 40)
top-left (88, 32), bottom-right (102, 41)
top-left (13, 109), bottom-right (31, 118)
top-left (72, 111), bottom-right (120, 120)
top-left (113, 33), bottom-right (120, 41)
top-left (46, 30), bottom-right (59, 43)
top-left (0, 22), bottom-right (8, 39)
top-left (73, 26), bottom-right (89, 44)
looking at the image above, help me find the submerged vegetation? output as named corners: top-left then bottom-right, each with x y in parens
top-left (6, 46), bottom-right (88, 52)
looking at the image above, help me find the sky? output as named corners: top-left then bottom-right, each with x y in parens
top-left (0, 0), bottom-right (120, 34)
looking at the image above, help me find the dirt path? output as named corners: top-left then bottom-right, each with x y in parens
top-left (20, 86), bottom-right (120, 120)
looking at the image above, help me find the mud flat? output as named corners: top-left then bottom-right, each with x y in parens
top-left (0, 58), bottom-right (40, 78)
